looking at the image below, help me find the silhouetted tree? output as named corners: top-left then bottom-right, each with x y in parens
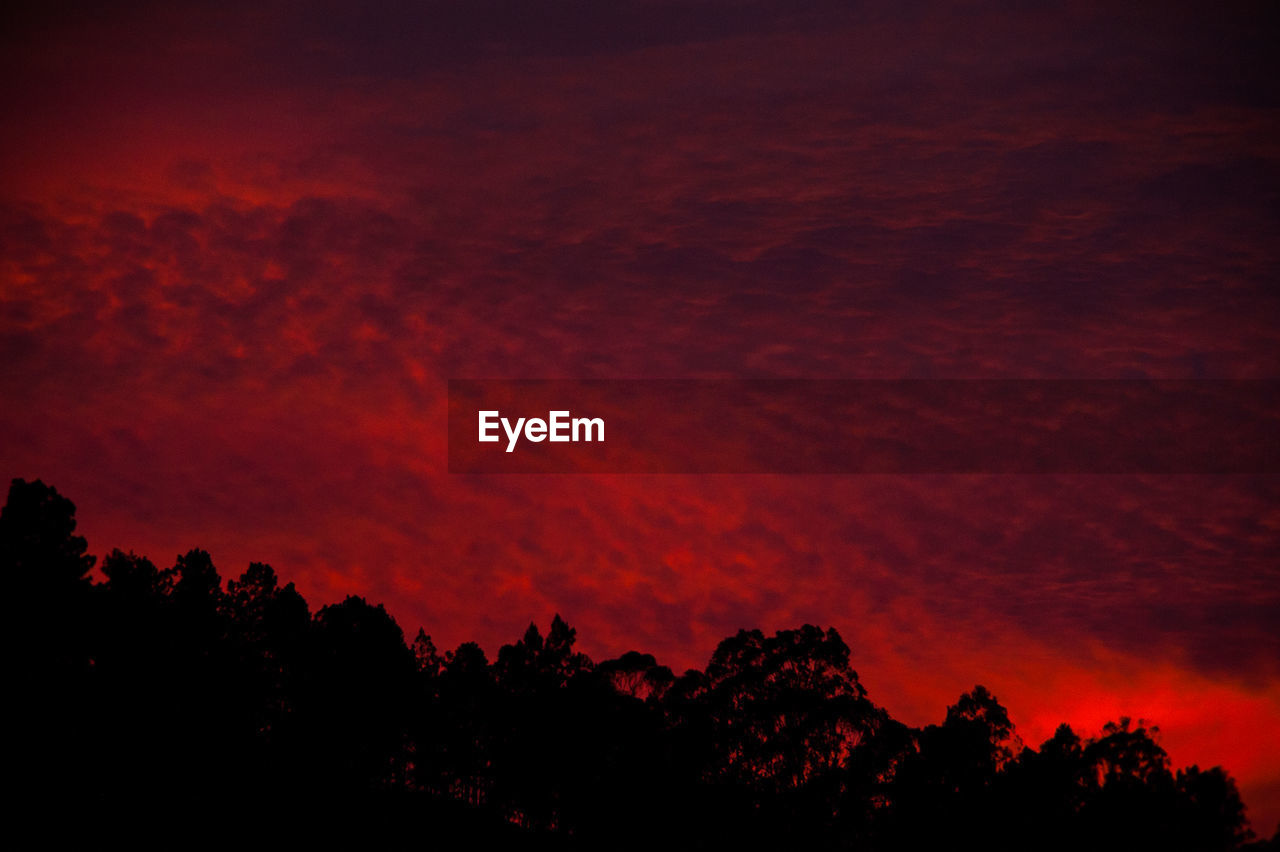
top-left (3, 478), bottom-right (97, 789)
top-left (223, 561), bottom-right (311, 781)
top-left (595, 650), bottom-right (675, 702)
top-left (1176, 765), bottom-right (1253, 851)
top-left (412, 641), bottom-right (496, 805)
top-left (701, 626), bottom-right (883, 789)
top-left (691, 626), bottom-right (889, 848)
top-left (885, 685), bottom-right (1018, 848)
top-left (411, 628), bottom-right (445, 677)
top-left (292, 595), bottom-right (417, 791)
top-left (1001, 723), bottom-right (1090, 846)
top-left (1, 477), bottom-right (95, 594)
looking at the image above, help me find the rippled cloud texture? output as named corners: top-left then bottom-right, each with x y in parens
top-left (3, 0), bottom-right (1278, 830)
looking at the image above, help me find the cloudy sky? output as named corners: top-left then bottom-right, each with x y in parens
top-left (3, 0), bottom-right (1278, 830)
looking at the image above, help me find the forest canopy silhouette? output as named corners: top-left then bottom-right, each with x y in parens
top-left (5, 477), bottom-right (1274, 850)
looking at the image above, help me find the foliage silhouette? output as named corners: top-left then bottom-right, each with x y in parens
top-left (3, 478), bottom-right (1266, 848)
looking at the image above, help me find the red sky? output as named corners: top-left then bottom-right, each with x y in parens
top-left (2, 0), bottom-right (1278, 832)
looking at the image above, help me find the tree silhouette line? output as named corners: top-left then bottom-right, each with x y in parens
top-left (4, 477), bottom-right (1275, 849)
